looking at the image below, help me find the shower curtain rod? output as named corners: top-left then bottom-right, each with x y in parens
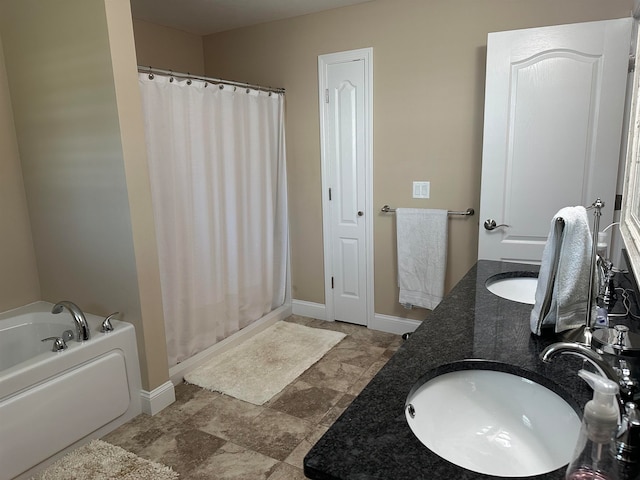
top-left (137, 65), bottom-right (285, 95)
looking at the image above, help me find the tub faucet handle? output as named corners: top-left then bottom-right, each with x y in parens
top-left (100, 312), bottom-right (120, 333)
top-left (41, 336), bottom-right (68, 352)
top-left (62, 329), bottom-right (74, 342)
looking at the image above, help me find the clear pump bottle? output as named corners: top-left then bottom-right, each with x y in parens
top-left (566, 370), bottom-right (620, 480)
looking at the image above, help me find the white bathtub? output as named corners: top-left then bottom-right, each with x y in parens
top-left (0, 302), bottom-right (142, 480)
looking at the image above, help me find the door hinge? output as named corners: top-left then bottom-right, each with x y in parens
top-left (329, 187), bottom-right (332, 200)
top-left (325, 89), bottom-right (329, 103)
top-left (331, 277), bottom-right (334, 289)
top-left (630, 55), bottom-right (636, 73)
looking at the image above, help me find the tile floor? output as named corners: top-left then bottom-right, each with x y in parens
top-left (102, 315), bottom-right (402, 479)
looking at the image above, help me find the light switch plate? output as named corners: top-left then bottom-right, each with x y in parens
top-left (413, 181), bottom-right (430, 199)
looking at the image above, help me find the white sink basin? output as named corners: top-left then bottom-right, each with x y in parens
top-left (405, 366), bottom-right (580, 477)
top-left (486, 273), bottom-right (538, 304)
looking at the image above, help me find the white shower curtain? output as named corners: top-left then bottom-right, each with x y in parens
top-left (138, 73), bottom-right (288, 367)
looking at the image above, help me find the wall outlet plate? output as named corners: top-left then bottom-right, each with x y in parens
top-left (413, 181), bottom-right (430, 199)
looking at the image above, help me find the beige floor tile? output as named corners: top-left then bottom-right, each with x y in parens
top-left (267, 461), bottom-right (308, 480)
top-left (184, 442), bottom-right (279, 480)
top-left (347, 358), bottom-right (389, 396)
top-left (298, 358), bottom-right (365, 393)
top-left (314, 320), bottom-right (366, 335)
top-left (284, 423), bottom-right (328, 469)
top-left (138, 429), bottom-right (226, 476)
top-left (321, 339), bottom-right (386, 369)
top-left (319, 393), bottom-right (356, 427)
top-left (100, 314), bottom-right (399, 480)
top-left (102, 411), bottom-right (186, 455)
top-left (191, 391), bottom-right (265, 442)
top-left (267, 380), bottom-right (343, 423)
top-left (243, 408), bottom-right (316, 461)
top-left (347, 327), bottom-right (400, 349)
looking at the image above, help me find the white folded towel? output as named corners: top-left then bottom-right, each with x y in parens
top-left (396, 208), bottom-right (448, 310)
top-left (530, 206), bottom-right (593, 335)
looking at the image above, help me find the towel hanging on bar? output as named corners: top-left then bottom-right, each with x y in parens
top-left (396, 208), bottom-right (448, 310)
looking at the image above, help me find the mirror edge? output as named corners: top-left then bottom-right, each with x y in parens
top-left (621, 19), bottom-right (640, 282)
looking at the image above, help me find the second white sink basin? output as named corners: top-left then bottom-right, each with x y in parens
top-left (486, 272), bottom-right (538, 304)
top-left (405, 365), bottom-right (580, 477)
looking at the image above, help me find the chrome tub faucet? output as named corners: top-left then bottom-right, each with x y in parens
top-left (51, 300), bottom-right (90, 341)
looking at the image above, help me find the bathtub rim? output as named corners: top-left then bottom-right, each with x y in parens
top-left (0, 300), bottom-right (145, 480)
top-left (0, 301), bottom-right (139, 400)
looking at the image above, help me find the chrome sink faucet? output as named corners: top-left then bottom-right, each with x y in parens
top-left (540, 342), bottom-right (620, 391)
top-left (51, 300), bottom-right (90, 341)
top-left (540, 342), bottom-right (640, 464)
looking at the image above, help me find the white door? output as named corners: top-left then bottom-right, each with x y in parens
top-left (478, 18), bottom-right (632, 262)
top-left (319, 49), bottom-right (373, 326)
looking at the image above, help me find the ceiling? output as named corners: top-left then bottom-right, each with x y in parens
top-left (129, 0), bottom-right (374, 36)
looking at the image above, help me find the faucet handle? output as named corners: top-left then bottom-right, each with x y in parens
top-left (618, 360), bottom-right (639, 403)
top-left (41, 336), bottom-right (68, 352)
top-left (61, 329), bottom-right (74, 342)
top-left (100, 312), bottom-right (120, 333)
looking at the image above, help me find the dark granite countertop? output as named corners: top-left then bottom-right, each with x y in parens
top-left (304, 260), bottom-right (602, 480)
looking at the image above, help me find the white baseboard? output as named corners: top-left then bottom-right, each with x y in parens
top-left (292, 299), bottom-right (421, 336)
top-left (291, 299), bottom-right (327, 320)
top-left (369, 313), bottom-right (421, 335)
top-left (140, 381), bottom-right (176, 416)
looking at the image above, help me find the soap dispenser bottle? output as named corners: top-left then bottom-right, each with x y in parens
top-left (566, 369), bottom-right (620, 480)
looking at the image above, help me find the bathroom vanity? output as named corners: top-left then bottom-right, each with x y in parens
top-left (303, 260), bottom-right (639, 480)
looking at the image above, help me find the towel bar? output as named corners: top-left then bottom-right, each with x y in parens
top-left (381, 205), bottom-right (475, 216)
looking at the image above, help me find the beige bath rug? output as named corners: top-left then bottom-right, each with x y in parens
top-left (31, 440), bottom-right (178, 480)
top-left (185, 321), bottom-right (346, 405)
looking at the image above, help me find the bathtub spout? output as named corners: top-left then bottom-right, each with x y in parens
top-left (52, 301), bottom-right (90, 341)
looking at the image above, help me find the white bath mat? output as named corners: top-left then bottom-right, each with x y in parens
top-left (184, 321), bottom-right (346, 405)
top-left (31, 440), bottom-right (178, 480)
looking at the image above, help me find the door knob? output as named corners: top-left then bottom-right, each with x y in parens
top-left (357, 211), bottom-right (364, 217)
top-left (484, 219), bottom-right (510, 231)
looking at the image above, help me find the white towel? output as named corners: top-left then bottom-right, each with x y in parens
top-left (530, 206), bottom-right (593, 335)
top-left (396, 208), bottom-right (448, 310)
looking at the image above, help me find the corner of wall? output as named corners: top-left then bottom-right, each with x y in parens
top-left (140, 381), bottom-right (176, 416)
top-left (104, 0), bottom-right (170, 392)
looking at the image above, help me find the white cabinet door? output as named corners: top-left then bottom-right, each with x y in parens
top-left (478, 18), bottom-right (632, 263)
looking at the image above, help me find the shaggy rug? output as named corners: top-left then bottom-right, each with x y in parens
top-left (31, 440), bottom-right (178, 480)
top-left (184, 321), bottom-right (346, 405)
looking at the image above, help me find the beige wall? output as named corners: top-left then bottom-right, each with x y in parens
top-left (0, 35), bottom-right (40, 311)
top-left (202, 0), bottom-right (632, 319)
top-left (133, 18), bottom-right (205, 75)
top-left (0, 0), bottom-right (168, 391)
